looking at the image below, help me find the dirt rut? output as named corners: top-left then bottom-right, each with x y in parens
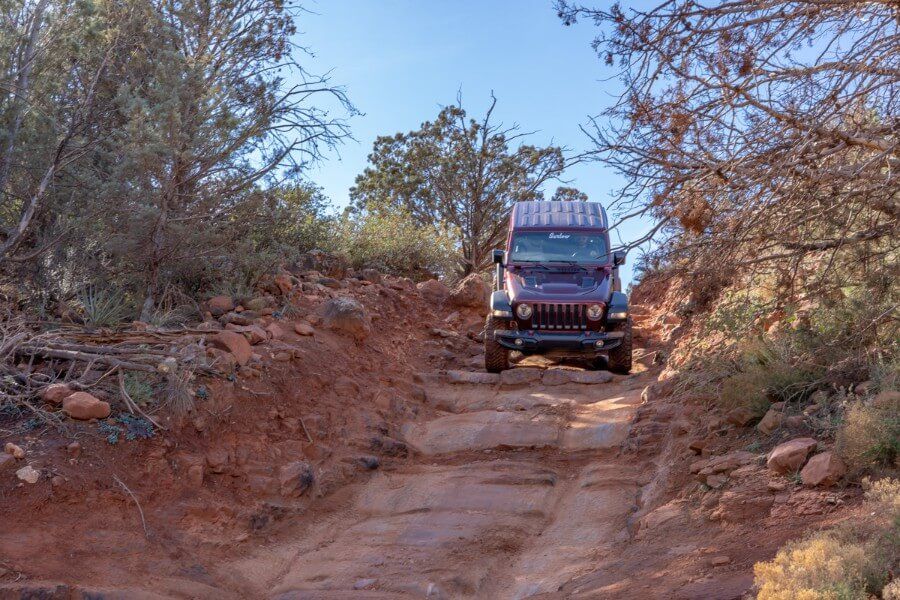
top-left (229, 365), bottom-right (648, 599)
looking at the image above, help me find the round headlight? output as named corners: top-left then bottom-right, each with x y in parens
top-left (516, 303), bottom-right (533, 319)
top-left (587, 304), bottom-right (604, 320)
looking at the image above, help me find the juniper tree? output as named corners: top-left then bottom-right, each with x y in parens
top-left (351, 96), bottom-right (570, 277)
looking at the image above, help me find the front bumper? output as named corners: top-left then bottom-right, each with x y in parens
top-left (494, 329), bottom-right (624, 353)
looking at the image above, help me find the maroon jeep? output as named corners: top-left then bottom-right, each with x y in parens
top-left (484, 200), bottom-right (632, 373)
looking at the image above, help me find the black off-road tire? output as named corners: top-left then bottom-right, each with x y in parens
top-left (484, 314), bottom-right (510, 373)
top-left (607, 317), bottom-right (633, 374)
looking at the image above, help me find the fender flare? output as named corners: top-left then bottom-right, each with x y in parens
top-left (490, 290), bottom-right (513, 317)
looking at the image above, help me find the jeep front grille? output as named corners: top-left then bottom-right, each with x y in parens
top-left (531, 303), bottom-right (588, 330)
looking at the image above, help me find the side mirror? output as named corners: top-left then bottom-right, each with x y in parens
top-left (492, 249), bottom-right (506, 265)
top-left (612, 250), bottom-right (626, 266)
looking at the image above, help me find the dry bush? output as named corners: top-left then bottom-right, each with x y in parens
top-left (754, 478), bottom-right (900, 600)
top-left (837, 391), bottom-right (900, 477)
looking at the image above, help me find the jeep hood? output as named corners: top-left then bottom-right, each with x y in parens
top-left (505, 266), bottom-right (611, 304)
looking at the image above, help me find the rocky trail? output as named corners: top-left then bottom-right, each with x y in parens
top-left (0, 273), bottom-right (859, 600)
top-left (232, 365), bottom-right (648, 599)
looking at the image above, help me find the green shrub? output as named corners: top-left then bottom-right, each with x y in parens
top-left (335, 209), bottom-right (457, 279)
top-left (77, 285), bottom-right (132, 327)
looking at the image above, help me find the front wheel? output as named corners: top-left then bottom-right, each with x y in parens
top-left (607, 317), bottom-right (633, 374)
top-left (484, 315), bottom-right (510, 373)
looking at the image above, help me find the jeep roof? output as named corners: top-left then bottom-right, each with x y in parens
top-left (510, 200), bottom-right (608, 230)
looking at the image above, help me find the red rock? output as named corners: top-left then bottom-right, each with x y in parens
top-left (205, 449), bottom-right (231, 474)
top-left (757, 408), bottom-right (784, 434)
top-left (279, 461), bottom-right (314, 497)
top-left (766, 437), bottom-right (817, 474)
top-left (67, 442), bottom-right (81, 457)
top-left (62, 392), bottom-right (111, 420)
top-left (800, 452), bottom-right (846, 487)
top-left (274, 273), bottom-right (294, 295)
top-left (416, 279), bottom-right (450, 303)
top-left (726, 407), bottom-right (757, 427)
top-left (294, 322), bottom-right (315, 336)
top-left (688, 439), bottom-right (708, 455)
top-left (207, 295), bottom-right (234, 316)
top-left (711, 490), bottom-right (774, 522)
top-left (4, 443), bottom-right (24, 459)
top-left (210, 331), bottom-right (252, 366)
top-left (40, 383), bottom-right (74, 405)
top-left (706, 474), bottom-right (729, 488)
top-left (265, 323), bottom-right (285, 340)
top-left (709, 555), bottom-right (731, 566)
top-left (448, 274), bottom-right (489, 308)
top-left (319, 297), bottom-right (370, 341)
top-left (785, 415), bottom-right (805, 429)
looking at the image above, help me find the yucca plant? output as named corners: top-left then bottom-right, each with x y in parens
top-left (77, 285), bottom-right (131, 328)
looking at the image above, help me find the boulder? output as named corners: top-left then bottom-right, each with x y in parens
top-left (207, 295), bottom-right (234, 316)
top-left (279, 461), bottom-right (314, 497)
top-left (448, 274), bottom-right (490, 308)
top-left (62, 392), bottom-right (111, 420)
top-left (16, 465), bottom-right (40, 484)
top-left (40, 383), bottom-right (73, 405)
top-left (416, 279), bottom-right (450, 303)
top-left (725, 407), bottom-right (758, 427)
top-left (756, 408), bottom-right (784, 434)
top-left (800, 452), bottom-right (846, 487)
top-left (293, 322), bottom-right (315, 336)
top-left (246, 297), bottom-right (271, 312)
top-left (210, 331), bottom-right (252, 366)
top-left (766, 437), bottom-right (817, 474)
top-left (265, 323), bottom-right (286, 340)
top-left (319, 297), bottom-right (370, 341)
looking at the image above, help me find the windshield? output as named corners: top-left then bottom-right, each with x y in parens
top-left (509, 231), bottom-right (608, 263)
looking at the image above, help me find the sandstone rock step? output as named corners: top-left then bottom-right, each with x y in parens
top-left (401, 405), bottom-right (631, 455)
top-left (444, 368), bottom-right (613, 387)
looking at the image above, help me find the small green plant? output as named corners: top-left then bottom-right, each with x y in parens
top-left (123, 373), bottom-right (154, 407)
top-left (118, 414), bottom-right (155, 440)
top-left (99, 421), bottom-right (120, 445)
top-left (78, 285), bottom-right (131, 327)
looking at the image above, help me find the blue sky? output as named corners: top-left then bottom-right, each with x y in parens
top-left (299, 0), bottom-right (651, 284)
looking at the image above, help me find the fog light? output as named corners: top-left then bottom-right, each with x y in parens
top-left (609, 311), bottom-right (628, 320)
top-left (514, 338), bottom-right (524, 346)
top-left (595, 340), bottom-right (605, 348)
top-left (587, 304), bottom-right (604, 320)
top-left (516, 303), bottom-right (532, 319)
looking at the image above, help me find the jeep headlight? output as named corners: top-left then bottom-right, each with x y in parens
top-left (609, 310), bottom-right (628, 320)
top-left (516, 303), bottom-right (533, 319)
top-left (587, 304), bottom-right (604, 321)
